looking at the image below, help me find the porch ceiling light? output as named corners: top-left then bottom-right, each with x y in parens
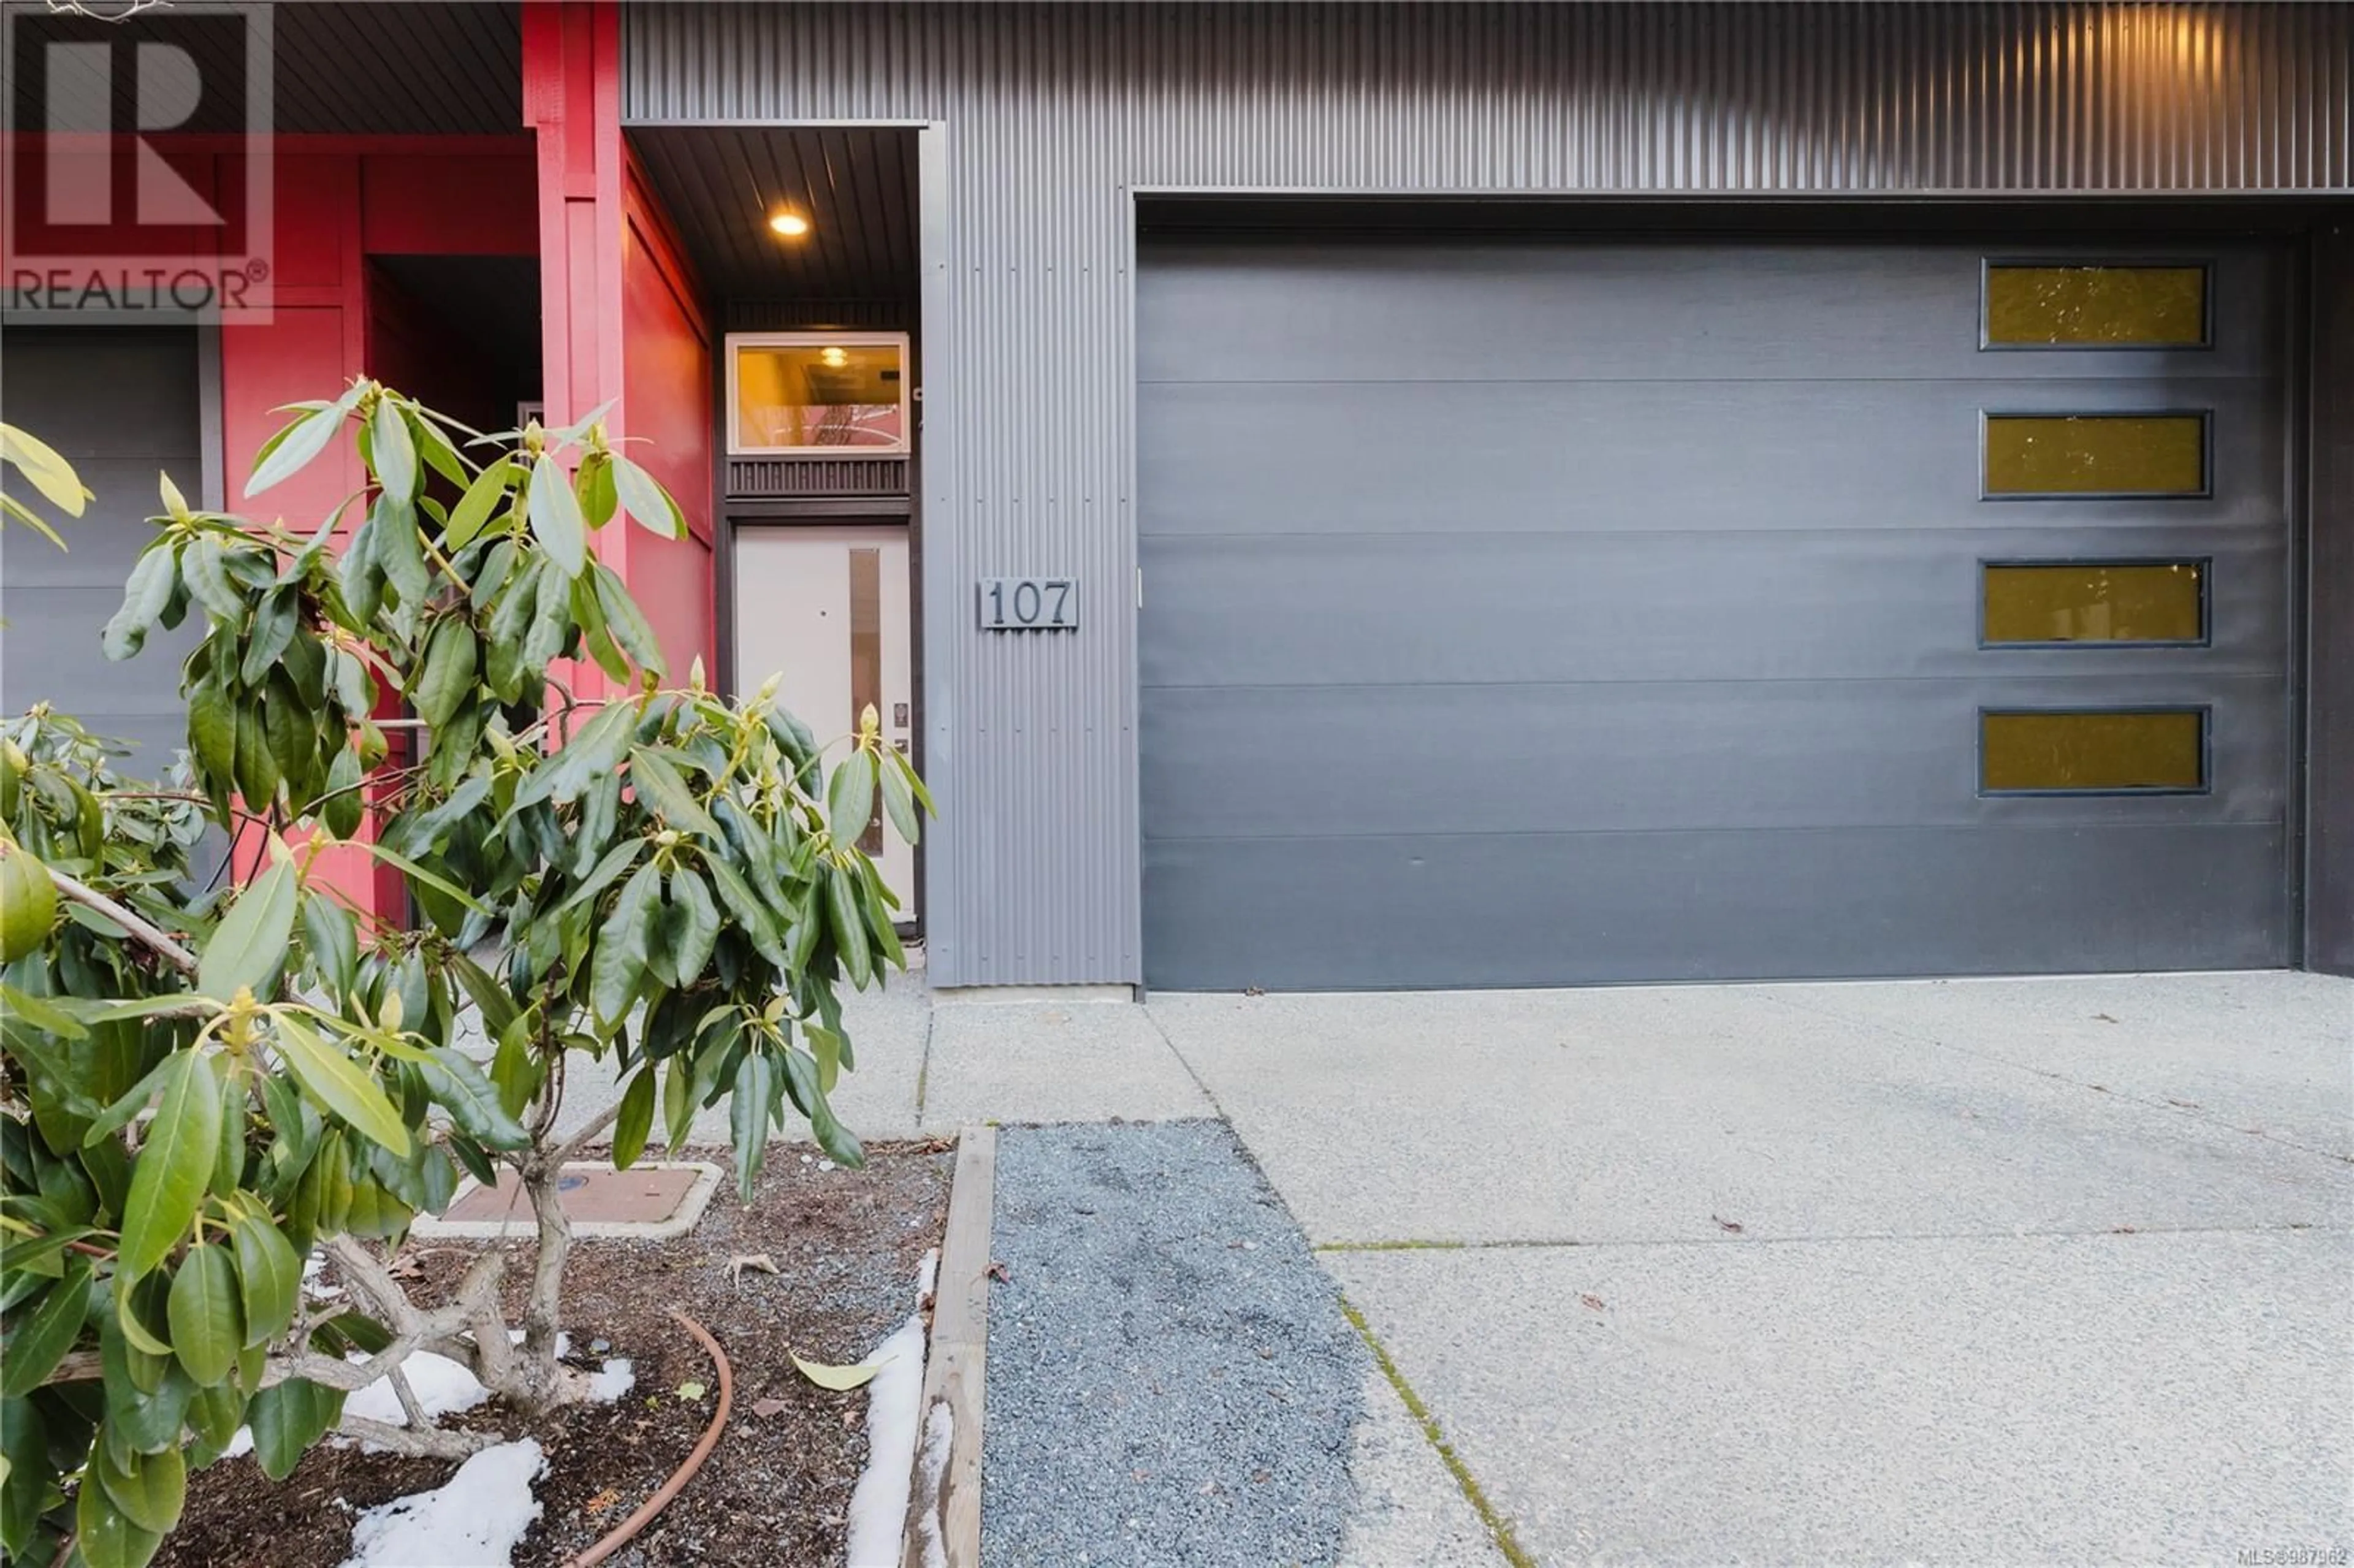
top-left (768, 211), bottom-right (811, 238)
top-left (819, 346), bottom-right (849, 368)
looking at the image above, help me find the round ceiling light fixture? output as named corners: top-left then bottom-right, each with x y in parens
top-left (768, 211), bottom-right (810, 238)
top-left (818, 346), bottom-right (849, 368)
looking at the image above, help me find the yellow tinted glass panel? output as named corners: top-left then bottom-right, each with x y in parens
top-left (1986, 265), bottom-right (2207, 346)
top-left (1983, 562), bottom-right (2204, 644)
top-left (733, 340), bottom-right (905, 451)
top-left (1981, 710), bottom-right (2204, 793)
top-left (1984, 414), bottom-right (2205, 496)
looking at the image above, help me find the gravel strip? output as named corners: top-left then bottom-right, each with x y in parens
top-left (983, 1120), bottom-right (1367, 1568)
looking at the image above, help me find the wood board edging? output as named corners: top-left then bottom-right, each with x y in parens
top-left (901, 1124), bottom-right (996, 1568)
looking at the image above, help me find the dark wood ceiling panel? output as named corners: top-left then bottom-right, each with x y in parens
top-left (628, 125), bottom-right (916, 308)
top-left (4, 2), bottom-right (522, 135)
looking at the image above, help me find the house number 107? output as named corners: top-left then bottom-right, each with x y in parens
top-left (978, 577), bottom-right (1078, 631)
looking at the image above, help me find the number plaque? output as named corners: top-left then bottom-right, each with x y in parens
top-left (978, 577), bottom-right (1078, 631)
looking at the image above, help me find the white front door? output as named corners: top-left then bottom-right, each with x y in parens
top-left (733, 525), bottom-right (917, 919)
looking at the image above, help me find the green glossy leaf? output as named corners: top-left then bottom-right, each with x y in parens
top-left (180, 535), bottom-right (245, 621)
top-left (271, 1013), bottom-right (411, 1157)
top-left (612, 1066), bottom-right (655, 1171)
top-left (591, 862), bottom-right (661, 1027)
top-left (1, 1394), bottom-right (48, 1556)
top-left (370, 398), bottom-right (417, 507)
top-left (238, 587), bottom-right (298, 687)
top-left (489, 1010), bottom-right (542, 1121)
top-left (880, 759), bottom-right (920, 846)
top-left (527, 452), bottom-right (586, 578)
top-left (185, 1379), bottom-right (245, 1451)
top-left (826, 862), bottom-right (872, 989)
top-left (301, 891), bottom-right (359, 1003)
top-left (164, 1243), bottom-right (240, 1386)
top-left (102, 544), bottom-right (176, 662)
top-left (417, 1048), bottom-right (528, 1152)
top-left (609, 454), bottom-right (685, 541)
top-left (413, 615), bottom-right (478, 731)
top-left (186, 672), bottom-right (236, 792)
top-left (731, 1052), bottom-right (774, 1205)
top-left (117, 1052), bottom-right (223, 1279)
top-left (592, 563), bottom-right (666, 677)
top-left (246, 391), bottom-right (354, 497)
top-left (703, 856), bottom-right (786, 967)
top-left (75, 1458), bottom-right (162, 1568)
top-left (577, 452), bottom-right (617, 530)
top-left (1, 421), bottom-right (88, 514)
top-left (228, 1207), bottom-right (299, 1349)
top-left (514, 698), bottom-right (638, 809)
top-left (197, 858), bottom-right (297, 1004)
top-left (628, 747), bottom-right (722, 840)
top-left (358, 841), bottom-right (490, 916)
top-left (554, 839), bottom-right (644, 918)
top-left (826, 749), bottom-right (877, 848)
top-left (372, 495), bottom-right (430, 611)
top-left (668, 867), bottom-right (718, 983)
top-left (245, 1377), bottom-right (343, 1482)
top-left (444, 457), bottom-right (514, 550)
top-left (0, 1257), bottom-right (90, 1396)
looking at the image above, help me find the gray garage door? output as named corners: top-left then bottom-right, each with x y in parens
top-left (1, 327), bottom-right (205, 774)
top-left (1138, 240), bottom-right (2292, 991)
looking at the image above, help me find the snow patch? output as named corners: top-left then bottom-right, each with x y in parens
top-left (842, 1314), bottom-right (928, 1568)
top-left (582, 1358), bottom-right (634, 1402)
top-left (914, 1247), bottom-right (939, 1304)
top-left (909, 1402), bottom-right (954, 1568)
top-left (339, 1439), bottom-right (546, 1568)
top-left (345, 1350), bottom-right (493, 1429)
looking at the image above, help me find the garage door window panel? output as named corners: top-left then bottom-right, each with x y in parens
top-left (1981, 413), bottom-right (2210, 498)
top-left (1979, 560), bottom-right (2209, 647)
top-left (1981, 262), bottom-right (2211, 348)
top-left (1979, 709), bottom-right (2209, 795)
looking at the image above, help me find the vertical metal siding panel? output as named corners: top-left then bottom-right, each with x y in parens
top-left (622, 1), bottom-right (2354, 987)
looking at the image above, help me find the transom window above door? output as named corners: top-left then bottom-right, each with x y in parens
top-left (727, 332), bottom-right (910, 454)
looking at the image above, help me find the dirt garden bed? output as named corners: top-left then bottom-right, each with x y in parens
top-left (150, 1141), bottom-right (954, 1568)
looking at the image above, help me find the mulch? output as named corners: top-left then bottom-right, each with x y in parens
top-left (151, 1140), bottom-right (953, 1568)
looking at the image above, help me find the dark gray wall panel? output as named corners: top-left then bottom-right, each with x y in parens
top-left (1139, 243), bottom-right (2288, 386)
top-left (1, 328), bottom-right (204, 773)
top-left (625, 1), bottom-right (2351, 987)
top-left (2311, 225), bottom-right (2354, 976)
top-left (1145, 825), bottom-right (2292, 992)
top-left (1137, 239), bottom-right (2291, 989)
top-left (1138, 379), bottom-right (2287, 539)
top-left (1139, 528), bottom-right (2290, 688)
top-left (1143, 675), bottom-right (2288, 843)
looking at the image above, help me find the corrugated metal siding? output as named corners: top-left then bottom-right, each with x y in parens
top-left (623, 2), bottom-right (2354, 986)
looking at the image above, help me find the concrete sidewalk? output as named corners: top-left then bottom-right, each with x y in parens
top-left (562, 970), bottom-right (2353, 1565)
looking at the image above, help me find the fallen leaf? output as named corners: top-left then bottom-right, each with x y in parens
top-left (584, 1488), bottom-right (620, 1518)
top-left (1580, 1293), bottom-right (1606, 1311)
top-left (1712, 1216), bottom-right (1744, 1234)
top-left (676, 1380), bottom-right (708, 1401)
top-left (1243, 986), bottom-right (1266, 997)
top-left (986, 1260), bottom-right (1010, 1283)
top-left (793, 1351), bottom-right (886, 1391)
top-left (728, 1252), bottom-right (780, 1286)
top-left (750, 1396), bottom-right (790, 1419)
top-left (2093, 1013), bottom-right (2119, 1024)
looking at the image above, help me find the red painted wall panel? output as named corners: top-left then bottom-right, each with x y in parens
top-left (620, 172), bottom-right (715, 678)
top-left (528, 1), bottom-right (717, 687)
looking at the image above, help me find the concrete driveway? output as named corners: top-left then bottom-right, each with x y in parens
top-left (564, 969), bottom-right (2353, 1564)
